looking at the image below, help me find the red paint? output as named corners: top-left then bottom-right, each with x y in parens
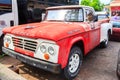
top-left (3, 19), bottom-right (108, 68)
top-left (111, 6), bottom-right (120, 11)
top-left (110, 28), bottom-right (120, 41)
top-left (14, 47), bottom-right (34, 57)
top-left (3, 22), bottom-right (87, 41)
top-left (0, 4), bottom-right (11, 7)
top-left (57, 25), bottom-right (100, 68)
top-left (3, 20), bottom-right (106, 68)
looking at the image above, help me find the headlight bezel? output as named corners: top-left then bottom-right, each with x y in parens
top-left (48, 46), bottom-right (55, 55)
top-left (36, 41), bottom-right (59, 63)
top-left (4, 35), bottom-right (12, 48)
top-left (40, 45), bottom-right (47, 53)
top-left (4, 36), bottom-right (11, 44)
top-left (39, 42), bottom-right (57, 56)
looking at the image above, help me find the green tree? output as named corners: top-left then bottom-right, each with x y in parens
top-left (81, 0), bottom-right (104, 11)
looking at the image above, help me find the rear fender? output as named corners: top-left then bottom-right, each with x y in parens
top-left (100, 23), bottom-right (112, 42)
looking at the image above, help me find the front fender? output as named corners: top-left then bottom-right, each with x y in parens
top-left (57, 36), bottom-right (85, 68)
top-left (68, 37), bottom-right (84, 50)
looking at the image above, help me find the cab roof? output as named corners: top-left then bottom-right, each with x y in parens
top-left (46, 5), bottom-right (93, 10)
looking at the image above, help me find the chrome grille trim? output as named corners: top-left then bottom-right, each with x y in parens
top-left (12, 37), bottom-right (37, 52)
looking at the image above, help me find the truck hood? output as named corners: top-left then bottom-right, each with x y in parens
top-left (3, 21), bottom-right (86, 41)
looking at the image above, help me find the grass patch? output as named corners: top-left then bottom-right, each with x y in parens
top-left (0, 54), bottom-right (5, 59)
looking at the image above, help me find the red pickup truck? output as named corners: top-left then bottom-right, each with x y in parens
top-left (2, 5), bottom-right (112, 80)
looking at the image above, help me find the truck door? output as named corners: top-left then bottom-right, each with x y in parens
top-left (85, 9), bottom-right (100, 50)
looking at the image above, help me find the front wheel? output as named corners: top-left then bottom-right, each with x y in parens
top-left (64, 46), bottom-right (83, 80)
top-left (0, 34), bottom-right (4, 55)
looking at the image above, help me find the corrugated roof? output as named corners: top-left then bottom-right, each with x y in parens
top-left (0, 0), bottom-right (11, 4)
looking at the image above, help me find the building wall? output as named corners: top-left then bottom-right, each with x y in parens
top-left (28, 0), bottom-right (79, 9)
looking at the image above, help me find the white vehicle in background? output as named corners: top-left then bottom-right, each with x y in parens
top-left (95, 11), bottom-right (112, 43)
top-left (95, 11), bottom-right (109, 20)
top-left (0, 0), bottom-right (18, 35)
top-left (0, 0), bottom-right (46, 53)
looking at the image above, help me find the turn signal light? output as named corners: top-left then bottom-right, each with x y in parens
top-left (5, 42), bottom-right (9, 48)
top-left (44, 53), bottom-right (50, 60)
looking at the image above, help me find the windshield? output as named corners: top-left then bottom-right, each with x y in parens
top-left (45, 8), bottom-right (84, 22)
top-left (0, 0), bottom-right (12, 15)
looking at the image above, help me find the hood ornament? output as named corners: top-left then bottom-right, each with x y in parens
top-left (25, 26), bottom-right (36, 29)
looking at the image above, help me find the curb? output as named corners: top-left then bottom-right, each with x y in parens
top-left (0, 63), bottom-right (26, 80)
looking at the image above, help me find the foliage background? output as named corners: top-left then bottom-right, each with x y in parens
top-left (80, 0), bottom-right (104, 11)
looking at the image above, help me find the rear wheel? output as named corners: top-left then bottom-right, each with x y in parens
top-left (117, 50), bottom-right (120, 79)
top-left (117, 65), bottom-right (120, 79)
top-left (100, 32), bottom-right (109, 48)
top-left (64, 46), bottom-right (83, 80)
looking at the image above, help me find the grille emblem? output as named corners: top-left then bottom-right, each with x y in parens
top-left (21, 40), bottom-right (25, 45)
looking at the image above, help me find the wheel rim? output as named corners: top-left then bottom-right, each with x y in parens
top-left (105, 39), bottom-right (108, 45)
top-left (105, 34), bottom-right (109, 45)
top-left (68, 53), bottom-right (80, 73)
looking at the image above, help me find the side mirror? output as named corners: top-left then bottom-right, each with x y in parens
top-left (94, 15), bottom-right (98, 22)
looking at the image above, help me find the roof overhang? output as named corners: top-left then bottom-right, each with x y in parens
top-left (110, 3), bottom-right (120, 6)
top-left (110, 0), bottom-right (120, 11)
top-left (110, 0), bottom-right (120, 6)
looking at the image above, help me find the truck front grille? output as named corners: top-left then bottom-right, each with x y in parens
top-left (12, 37), bottom-right (37, 52)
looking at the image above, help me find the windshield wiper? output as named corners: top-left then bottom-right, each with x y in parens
top-left (46, 20), bottom-right (64, 22)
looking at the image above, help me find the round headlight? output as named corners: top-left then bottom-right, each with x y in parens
top-left (4, 37), bottom-right (11, 44)
top-left (48, 46), bottom-right (55, 55)
top-left (40, 45), bottom-right (46, 53)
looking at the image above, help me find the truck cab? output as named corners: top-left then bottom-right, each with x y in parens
top-left (2, 5), bottom-right (112, 80)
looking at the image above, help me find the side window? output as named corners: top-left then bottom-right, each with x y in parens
top-left (65, 9), bottom-right (83, 22)
top-left (85, 9), bottom-right (94, 22)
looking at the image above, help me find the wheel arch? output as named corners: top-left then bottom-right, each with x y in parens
top-left (0, 34), bottom-right (4, 54)
top-left (72, 40), bottom-right (84, 56)
top-left (108, 28), bottom-right (112, 35)
top-left (69, 37), bottom-right (85, 56)
top-left (63, 37), bottom-right (85, 67)
top-left (0, 34), bottom-right (4, 38)
top-left (100, 23), bottom-right (112, 42)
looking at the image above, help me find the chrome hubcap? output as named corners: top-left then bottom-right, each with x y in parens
top-left (69, 53), bottom-right (80, 73)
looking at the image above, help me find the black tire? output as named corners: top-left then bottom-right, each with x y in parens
top-left (117, 50), bottom-right (120, 80)
top-left (63, 46), bottom-right (83, 80)
top-left (0, 34), bottom-right (4, 55)
top-left (100, 32), bottom-right (109, 48)
top-left (117, 66), bottom-right (120, 80)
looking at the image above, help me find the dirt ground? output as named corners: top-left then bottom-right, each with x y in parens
top-left (0, 41), bottom-right (120, 80)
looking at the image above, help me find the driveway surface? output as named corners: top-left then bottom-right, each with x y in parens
top-left (0, 41), bottom-right (120, 80)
